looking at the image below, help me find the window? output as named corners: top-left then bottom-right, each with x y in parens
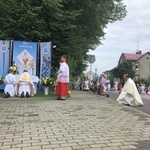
top-left (135, 62), bottom-right (140, 71)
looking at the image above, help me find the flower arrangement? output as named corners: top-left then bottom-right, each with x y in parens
top-left (9, 62), bottom-right (19, 74)
top-left (0, 76), bottom-right (4, 84)
top-left (41, 77), bottom-right (55, 88)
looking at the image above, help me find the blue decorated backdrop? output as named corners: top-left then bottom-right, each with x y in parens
top-left (0, 40), bottom-right (11, 89)
top-left (0, 40), bottom-right (11, 76)
top-left (13, 41), bottom-right (37, 76)
top-left (40, 42), bottom-right (52, 78)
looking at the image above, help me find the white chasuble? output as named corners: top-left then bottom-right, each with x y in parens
top-left (117, 78), bottom-right (144, 106)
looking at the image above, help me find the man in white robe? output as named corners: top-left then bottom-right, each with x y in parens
top-left (4, 68), bottom-right (16, 98)
top-left (16, 70), bottom-right (35, 98)
top-left (117, 74), bottom-right (144, 106)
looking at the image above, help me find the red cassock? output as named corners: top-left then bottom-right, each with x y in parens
top-left (56, 82), bottom-right (68, 97)
top-left (56, 61), bottom-right (69, 97)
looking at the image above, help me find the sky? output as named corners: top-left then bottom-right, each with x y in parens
top-left (86, 0), bottom-right (150, 74)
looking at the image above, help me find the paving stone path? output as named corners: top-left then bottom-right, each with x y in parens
top-left (0, 91), bottom-right (149, 150)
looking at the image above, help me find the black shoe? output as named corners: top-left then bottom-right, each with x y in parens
top-left (3, 93), bottom-right (8, 98)
top-left (20, 92), bottom-right (25, 98)
top-left (26, 92), bottom-right (30, 98)
top-left (6, 92), bottom-right (10, 98)
top-left (57, 97), bottom-right (61, 100)
top-left (107, 94), bottom-right (109, 98)
top-left (124, 104), bottom-right (130, 106)
top-left (60, 98), bottom-right (66, 100)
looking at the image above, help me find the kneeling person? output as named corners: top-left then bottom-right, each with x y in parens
top-left (4, 68), bottom-right (16, 98)
top-left (117, 74), bottom-right (144, 106)
top-left (16, 70), bottom-right (35, 98)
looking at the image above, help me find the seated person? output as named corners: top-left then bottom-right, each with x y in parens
top-left (147, 86), bottom-right (150, 95)
top-left (138, 83), bottom-right (146, 94)
top-left (107, 82), bottom-right (111, 92)
top-left (98, 74), bottom-right (109, 97)
top-left (83, 78), bottom-right (90, 91)
top-left (4, 68), bottom-right (16, 98)
top-left (16, 70), bottom-right (35, 98)
top-left (111, 81), bottom-right (118, 91)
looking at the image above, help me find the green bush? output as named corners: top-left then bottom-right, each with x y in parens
top-left (135, 78), bottom-right (150, 87)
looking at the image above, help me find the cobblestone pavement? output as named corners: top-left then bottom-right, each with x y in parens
top-left (0, 91), bottom-right (150, 150)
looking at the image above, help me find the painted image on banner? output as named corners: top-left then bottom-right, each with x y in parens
top-left (13, 41), bottom-right (37, 76)
top-left (40, 42), bottom-right (52, 78)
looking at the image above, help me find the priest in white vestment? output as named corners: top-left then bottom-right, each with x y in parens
top-left (117, 74), bottom-right (144, 106)
top-left (56, 55), bottom-right (69, 100)
top-left (16, 70), bottom-right (35, 98)
top-left (4, 68), bottom-right (16, 98)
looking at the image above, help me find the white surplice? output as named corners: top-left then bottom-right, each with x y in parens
top-left (117, 78), bottom-right (144, 106)
top-left (4, 73), bottom-right (16, 97)
top-left (57, 62), bottom-right (69, 83)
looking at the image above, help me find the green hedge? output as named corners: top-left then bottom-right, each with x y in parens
top-left (134, 78), bottom-right (150, 87)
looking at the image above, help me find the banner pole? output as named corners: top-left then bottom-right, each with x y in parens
top-left (10, 40), bottom-right (13, 67)
top-left (37, 41), bottom-right (40, 77)
top-left (2, 41), bottom-right (6, 76)
top-left (50, 41), bottom-right (52, 77)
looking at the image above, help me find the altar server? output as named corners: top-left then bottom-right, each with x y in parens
top-left (4, 68), bottom-right (16, 98)
top-left (16, 70), bottom-right (35, 98)
top-left (56, 55), bottom-right (69, 100)
top-left (117, 74), bottom-right (144, 106)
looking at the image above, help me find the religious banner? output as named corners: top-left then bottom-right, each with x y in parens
top-left (0, 40), bottom-right (11, 76)
top-left (40, 42), bottom-right (52, 79)
top-left (13, 41), bottom-right (37, 76)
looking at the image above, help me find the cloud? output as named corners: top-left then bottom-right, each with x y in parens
top-left (87, 0), bottom-right (150, 74)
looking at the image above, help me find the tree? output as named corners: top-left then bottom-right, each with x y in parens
top-left (0, 0), bottom-right (127, 77)
top-left (112, 61), bottom-right (135, 80)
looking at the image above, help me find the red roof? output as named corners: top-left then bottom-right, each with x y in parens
top-left (123, 53), bottom-right (143, 61)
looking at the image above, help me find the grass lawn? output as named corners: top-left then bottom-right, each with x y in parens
top-left (0, 92), bottom-right (56, 99)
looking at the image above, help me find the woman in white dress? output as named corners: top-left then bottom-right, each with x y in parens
top-left (139, 84), bottom-right (146, 94)
top-left (83, 78), bottom-right (89, 91)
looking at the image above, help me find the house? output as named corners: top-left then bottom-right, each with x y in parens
top-left (119, 51), bottom-right (150, 79)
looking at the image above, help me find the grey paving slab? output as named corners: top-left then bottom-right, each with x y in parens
top-left (0, 91), bottom-right (149, 150)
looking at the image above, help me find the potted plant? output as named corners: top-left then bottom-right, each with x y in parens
top-left (41, 77), bottom-right (55, 95)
